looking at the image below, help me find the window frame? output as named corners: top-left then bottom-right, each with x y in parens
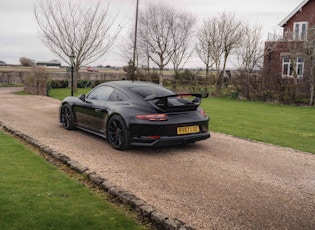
top-left (282, 56), bottom-right (304, 78)
top-left (293, 21), bottom-right (308, 40)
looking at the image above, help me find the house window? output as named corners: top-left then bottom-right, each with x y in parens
top-left (293, 22), bottom-right (308, 40)
top-left (282, 57), bottom-right (292, 76)
top-left (282, 56), bottom-right (304, 77)
top-left (297, 57), bottom-right (304, 76)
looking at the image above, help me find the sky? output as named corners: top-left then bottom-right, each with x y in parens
top-left (0, 0), bottom-right (303, 68)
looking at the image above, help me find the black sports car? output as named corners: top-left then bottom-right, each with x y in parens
top-left (59, 81), bottom-right (210, 150)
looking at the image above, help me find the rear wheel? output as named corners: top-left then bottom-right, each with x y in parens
top-left (61, 104), bottom-right (75, 130)
top-left (107, 115), bottom-right (130, 150)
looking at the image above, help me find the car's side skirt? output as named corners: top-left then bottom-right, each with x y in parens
top-left (76, 125), bottom-right (107, 139)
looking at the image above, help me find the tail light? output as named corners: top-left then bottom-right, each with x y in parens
top-left (136, 114), bottom-right (168, 121)
top-left (200, 109), bottom-right (208, 117)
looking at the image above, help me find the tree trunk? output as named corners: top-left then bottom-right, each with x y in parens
top-left (159, 68), bottom-right (163, 86)
top-left (205, 65), bottom-right (212, 96)
top-left (310, 71), bottom-right (315, 106)
top-left (310, 85), bottom-right (314, 106)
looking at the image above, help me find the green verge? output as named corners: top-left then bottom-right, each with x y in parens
top-left (48, 88), bottom-right (91, 101)
top-left (201, 97), bottom-right (315, 154)
top-left (0, 131), bottom-right (148, 230)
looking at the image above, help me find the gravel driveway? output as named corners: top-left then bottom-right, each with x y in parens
top-left (0, 87), bottom-right (314, 229)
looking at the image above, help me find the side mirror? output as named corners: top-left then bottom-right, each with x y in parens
top-left (79, 94), bottom-right (86, 102)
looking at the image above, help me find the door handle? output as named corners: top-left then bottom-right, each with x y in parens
top-left (95, 108), bottom-right (102, 112)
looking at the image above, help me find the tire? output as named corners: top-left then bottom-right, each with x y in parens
top-left (107, 115), bottom-right (130, 150)
top-left (61, 103), bottom-right (75, 130)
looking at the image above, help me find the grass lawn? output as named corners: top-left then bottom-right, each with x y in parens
top-left (0, 131), bottom-right (148, 230)
top-left (201, 97), bottom-right (315, 154)
top-left (48, 88), bottom-right (91, 101)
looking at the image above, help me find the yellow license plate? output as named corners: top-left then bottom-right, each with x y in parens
top-left (177, 126), bottom-right (200, 135)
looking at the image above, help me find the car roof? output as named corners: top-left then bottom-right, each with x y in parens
top-left (101, 80), bottom-right (176, 100)
top-left (103, 80), bottom-right (158, 88)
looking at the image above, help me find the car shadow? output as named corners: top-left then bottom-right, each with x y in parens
top-left (130, 143), bottom-right (205, 156)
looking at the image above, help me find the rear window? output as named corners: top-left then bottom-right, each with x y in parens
top-left (129, 85), bottom-right (175, 98)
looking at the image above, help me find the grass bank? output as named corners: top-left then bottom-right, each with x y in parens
top-left (0, 131), bottom-right (148, 230)
top-left (201, 97), bottom-right (315, 154)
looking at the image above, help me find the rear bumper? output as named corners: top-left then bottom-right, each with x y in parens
top-left (130, 132), bottom-right (210, 147)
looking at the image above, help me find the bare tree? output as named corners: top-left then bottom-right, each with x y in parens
top-left (304, 26), bottom-right (315, 106)
top-left (234, 23), bottom-right (264, 100)
top-left (119, 28), bottom-right (137, 69)
top-left (34, 0), bottom-right (121, 90)
top-left (196, 13), bottom-right (242, 95)
top-left (138, 2), bottom-right (174, 85)
top-left (282, 31), bottom-right (302, 81)
top-left (218, 13), bottom-right (243, 95)
top-left (236, 23), bottom-right (264, 73)
top-left (138, 35), bottom-right (153, 79)
top-left (280, 13), bottom-right (313, 104)
top-left (196, 17), bottom-right (222, 92)
top-left (170, 12), bottom-right (196, 79)
top-left (120, 25), bottom-right (155, 80)
top-left (138, 2), bottom-right (195, 85)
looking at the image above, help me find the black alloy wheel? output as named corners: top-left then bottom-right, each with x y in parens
top-left (61, 104), bottom-right (75, 130)
top-left (107, 115), bottom-right (130, 150)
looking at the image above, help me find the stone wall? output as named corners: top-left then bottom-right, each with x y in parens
top-left (0, 70), bottom-right (127, 85)
top-left (0, 70), bottom-right (128, 96)
top-left (0, 71), bottom-right (26, 84)
top-left (24, 77), bottom-right (48, 96)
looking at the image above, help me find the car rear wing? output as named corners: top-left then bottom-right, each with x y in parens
top-left (144, 93), bottom-right (208, 112)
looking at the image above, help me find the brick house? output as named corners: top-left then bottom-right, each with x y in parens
top-left (263, 0), bottom-right (315, 104)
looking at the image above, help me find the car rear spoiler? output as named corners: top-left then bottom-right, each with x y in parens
top-left (144, 93), bottom-right (208, 102)
top-left (144, 93), bottom-right (208, 112)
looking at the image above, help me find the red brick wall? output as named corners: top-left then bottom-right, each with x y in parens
top-left (264, 41), bottom-right (289, 76)
top-left (283, 0), bottom-right (315, 36)
top-left (264, 40), bottom-right (307, 74)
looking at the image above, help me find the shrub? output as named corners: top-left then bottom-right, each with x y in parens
top-left (91, 80), bottom-right (106, 88)
top-left (19, 57), bottom-right (35, 67)
top-left (24, 67), bottom-right (50, 95)
top-left (49, 80), bottom-right (68, 88)
top-left (77, 80), bottom-right (92, 88)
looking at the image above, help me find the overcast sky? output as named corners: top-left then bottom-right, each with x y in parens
top-left (0, 0), bottom-right (302, 67)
